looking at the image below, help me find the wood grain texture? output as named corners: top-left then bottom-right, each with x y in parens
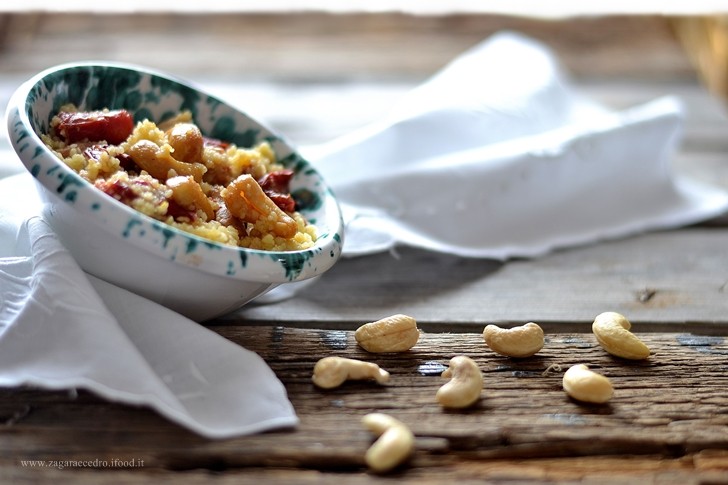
top-left (1, 11), bottom-right (728, 484)
top-left (0, 13), bottom-right (695, 82)
top-left (232, 229), bottom-right (728, 331)
top-left (2, 326), bottom-right (728, 483)
top-left (0, 12), bottom-right (699, 74)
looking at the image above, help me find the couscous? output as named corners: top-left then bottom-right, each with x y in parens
top-left (42, 106), bottom-right (317, 251)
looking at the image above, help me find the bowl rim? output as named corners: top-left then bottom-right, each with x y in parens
top-left (6, 60), bottom-right (344, 284)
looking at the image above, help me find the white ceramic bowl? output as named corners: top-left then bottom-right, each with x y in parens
top-left (6, 62), bottom-right (344, 321)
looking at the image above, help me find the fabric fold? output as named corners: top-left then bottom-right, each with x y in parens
top-left (304, 32), bottom-right (728, 258)
top-left (0, 182), bottom-right (297, 438)
top-left (2, 30), bottom-right (728, 439)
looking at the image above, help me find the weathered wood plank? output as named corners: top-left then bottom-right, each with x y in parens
top-left (1, 11), bottom-right (727, 485)
top-left (230, 230), bottom-right (728, 330)
top-left (0, 13), bottom-right (695, 82)
top-left (2, 457), bottom-right (726, 485)
top-left (1, 327), bottom-right (727, 483)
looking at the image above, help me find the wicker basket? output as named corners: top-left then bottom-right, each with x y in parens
top-left (672, 15), bottom-right (728, 101)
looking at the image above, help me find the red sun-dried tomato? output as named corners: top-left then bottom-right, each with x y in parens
top-left (203, 136), bottom-right (230, 151)
top-left (166, 199), bottom-right (198, 222)
top-left (84, 144), bottom-right (139, 172)
top-left (258, 169), bottom-right (296, 212)
top-left (57, 110), bottom-right (134, 145)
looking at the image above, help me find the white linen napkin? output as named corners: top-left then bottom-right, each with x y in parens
top-left (304, 32), bottom-right (728, 258)
top-left (0, 174), bottom-right (298, 439)
top-left (2, 31), bottom-right (728, 439)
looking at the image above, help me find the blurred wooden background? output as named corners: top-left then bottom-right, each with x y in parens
top-left (0, 13), bottom-right (700, 82)
top-left (0, 12), bottom-right (721, 157)
top-left (3, 14), bottom-right (728, 483)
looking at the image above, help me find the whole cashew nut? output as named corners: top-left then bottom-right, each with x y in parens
top-left (166, 175), bottom-right (215, 220)
top-left (483, 322), bottom-right (545, 358)
top-left (221, 174), bottom-right (298, 239)
top-left (355, 314), bottom-right (420, 353)
top-left (592, 312), bottom-right (650, 360)
top-left (165, 122), bottom-right (204, 163)
top-left (127, 139), bottom-right (206, 182)
top-left (436, 356), bottom-right (483, 409)
top-left (361, 413), bottom-right (415, 473)
top-left (562, 364), bottom-right (614, 404)
top-left (312, 357), bottom-right (390, 389)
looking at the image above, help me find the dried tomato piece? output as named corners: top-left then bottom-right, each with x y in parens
top-left (83, 144), bottom-right (139, 172)
top-left (166, 199), bottom-right (198, 222)
top-left (95, 178), bottom-right (138, 205)
top-left (265, 193), bottom-right (296, 213)
top-left (203, 136), bottom-right (229, 151)
top-left (83, 144), bottom-right (107, 162)
top-left (258, 169), bottom-right (295, 212)
top-left (259, 169), bottom-right (293, 193)
top-left (116, 152), bottom-right (138, 172)
top-left (57, 110), bottom-right (134, 145)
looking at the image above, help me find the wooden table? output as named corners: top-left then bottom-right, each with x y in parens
top-left (1, 12), bottom-right (728, 484)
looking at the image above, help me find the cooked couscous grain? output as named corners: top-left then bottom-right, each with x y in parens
top-left (42, 105), bottom-right (317, 251)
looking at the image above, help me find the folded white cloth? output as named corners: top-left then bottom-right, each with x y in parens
top-left (0, 174), bottom-right (297, 439)
top-left (2, 31), bottom-right (727, 439)
top-left (305, 32), bottom-right (728, 258)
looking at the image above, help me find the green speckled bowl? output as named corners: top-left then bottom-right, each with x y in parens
top-left (6, 62), bottom-right (344, 321)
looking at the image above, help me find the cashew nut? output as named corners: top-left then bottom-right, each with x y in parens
top-left (165, 122), bottom-right (203, 163)
top-left (592, 312), bottom-right (650, 360)
top-left (221, 174), bottom-right (297, 239)
top-left (167, 175), bottom-right (215, 220)
top-left (127, 139), bottom-right (206, 182)
top-left (312, 357), bottom-right (390, 389)
top-left (436, 355), bottom-right (483, 409)
top-left (562, 364), bottom-right (614, 404)
top-left (361, 413), bottom-right (414, 473)
top-left (482, 322), bottom-right (544, 358)
top-left (355, 314), bottom-right (420, 353)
